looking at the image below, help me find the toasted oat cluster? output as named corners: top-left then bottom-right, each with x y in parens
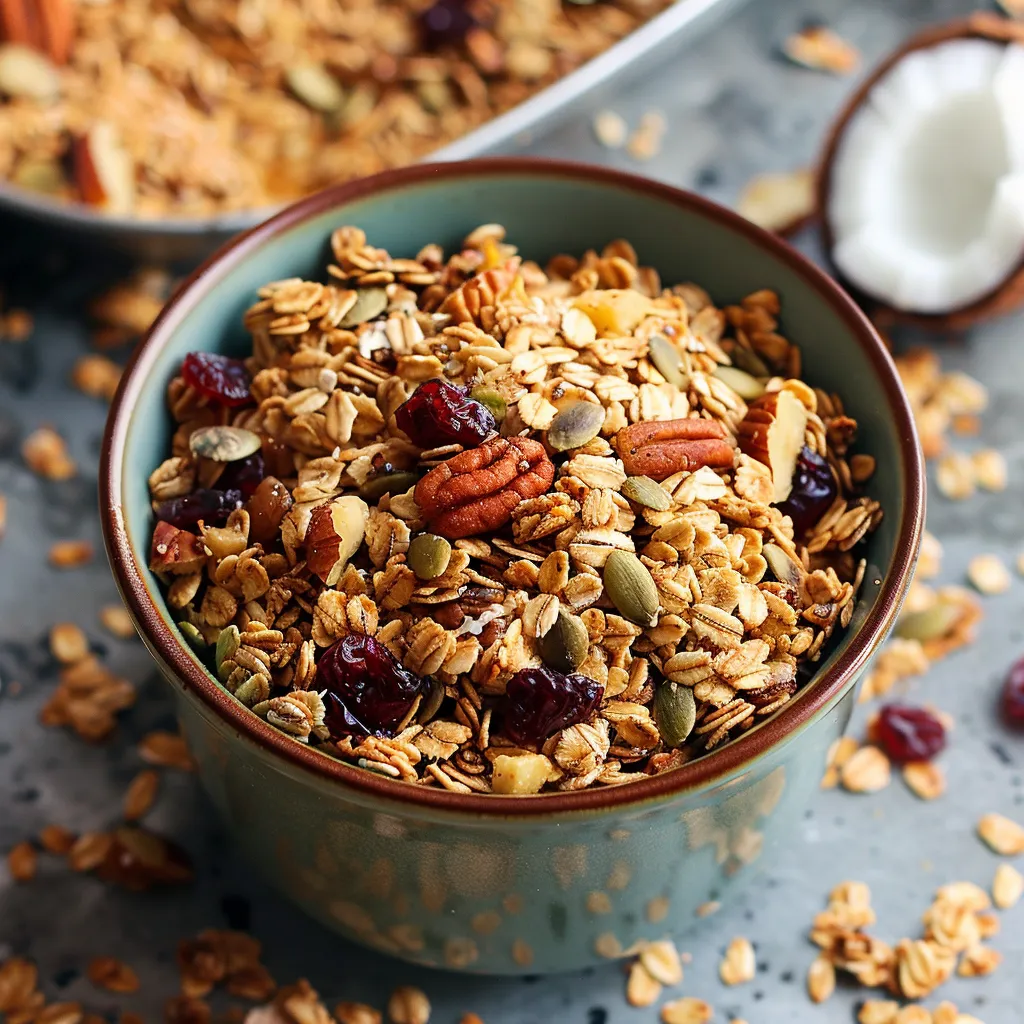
top-left (0, 0), bottom-right (670, 218)
top-left (146, 224), bottom-right (882, 794)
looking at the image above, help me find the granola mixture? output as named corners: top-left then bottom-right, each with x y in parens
top-left (0, 0), bottom-right (671, 219)
top-left (145, 223), bottom-right (882, 794)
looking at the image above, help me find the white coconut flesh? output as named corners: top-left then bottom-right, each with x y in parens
top-left (829, 38), bottom-right (1024, 313)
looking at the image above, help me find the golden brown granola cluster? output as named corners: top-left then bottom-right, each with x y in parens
top-left (0, 0), bottom-right (671, 218)
top-left (147, 224), bottom-right (881, 794)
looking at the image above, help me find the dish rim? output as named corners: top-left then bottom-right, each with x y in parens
top-left (100, 156), bottom-right (925, 817)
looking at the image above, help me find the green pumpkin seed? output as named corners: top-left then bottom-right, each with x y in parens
top-left (417, 677), bottom-right (446, 723)
top-left (358, 471), bottom-right (419, 502)
top-left (654, 681), bottom-right (697, 748)
top-left (216, 625), bottom-right (240, 681)
top-left (178, 621), bottom-right (208, 654)
top-left (285, 62), bottom-right (346, 112)
top-left (896, 600), bottom-right (962, 642)
top-left (547, 401), bottom-right (605, 452)
top-left (407, 533), bottom-right (452, 580)
top-left (714, 365), bottom-right (766, 400)
top-left (339, 287), bottom-right (389, 328)
top-left (539, 609), bottom-right (589, 673)
top-left (469, 386), bottom-right (507, 422)
top-left (648, 334), bottom-right (687, 390)
top-left (603, 549), bottom-right (660, 627)
top-left (189, 425), bottom-right (263, 463)
top-left (622, 475), bottom-right (671, 511)
top-left (730, 346), bottom-right (771, 378)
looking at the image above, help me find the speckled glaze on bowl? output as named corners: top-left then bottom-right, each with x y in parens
top-left (101, 158), bottom-right (924, 975)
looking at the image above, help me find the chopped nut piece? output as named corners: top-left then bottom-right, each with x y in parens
top-left (123, 769), bottom-right (160, 821)
top-left (6, 841), bottom-right (37, 882)
top-left (72, 355), bottom-right (122, 402)
top-left (806, 954), bottom-right (835, 1003)
top-left (100, 604), bottom-right (136, 639)
top-left (935, 452), bottom-right (975, 500)
top-left (737, 168), bottom-right (816, 234)
top-left (967, 554), bottom-right (1011, 595)
top-left (992, 862), bottom-right (1024, 909)
top-left (39, 825), bottom-right (75, 854)
top-left (978, 812), bottom-right (1024, 855)
top-left (972, 448), bottom-right (1007, 491)
top-left (138, 731), bottom-right (194, 771)
top-left (718, 937), bottom-right (755, 986)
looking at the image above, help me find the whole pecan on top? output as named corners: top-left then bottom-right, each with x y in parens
top-left (1, 0), bottom-right (75, 64)
top-left (614, 418), bottom-right (735, 481)
top-left (414, 436), bottom-right (555, 540)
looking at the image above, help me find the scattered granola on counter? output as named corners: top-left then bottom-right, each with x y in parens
top-left (145, 223), bottom-right (882, 793)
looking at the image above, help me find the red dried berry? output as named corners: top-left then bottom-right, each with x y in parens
top-left (317, 634), bottom-right (429, 739)
top-left (181, 352), bottom-right (252, 407)
top-left (418, 0), bottom-right (478, 49)
top-left (218, 452), bottom-right (265, 497)
top-left (395, 378), bottom-right (496, 450)
top-left (875, 704), bottom-right (946, 764)
top-left (153, 488), bottom-right (244, 530)
top-left (501, 667), bottom-right (604, 747)
top-left (1002, 656), bottom-right (1024, 727)
top-left (777, 445), bottom-right (837, 536)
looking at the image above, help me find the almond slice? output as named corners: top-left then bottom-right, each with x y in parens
top-left (73, 122), bottom-right (135, 214)
top-left (737, 389), bottom-right (809, 502)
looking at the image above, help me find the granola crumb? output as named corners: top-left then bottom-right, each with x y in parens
top-left (917, 531), bottom-right (943, 579)
top-left (977, 812), bottom-right (1024, 855)
top-left (22, 427), bottom-right (76, 480)
top-left (992, 862), bottom-right (1023, 908)
top-left (123, 769), bottom-right (160, 821)
top-left (639, 940), bottom-right (683, 986)
top-left (695, 901), bottom-right (721, 918)
top-left (49, 623), bottom-right (90, 665)
top-left (48, 540), bottom-right (95, 569)
top-left (626, 111), bottom-right (666, 160)
top-left (87, 957), bottom-right (141, 994)
top-left (592, 110), bottom-right (628, 149)
top-left (625, 960), bottom-right (661, 1007)
top-left (718, 937), bottom-right (755, 986)
top-left (2, 308), bottom-right (34, 341)
top-left (138, 731), bottom-right (194, 770)
top-left (6, 841), bottom-right (37, 882)
top-left (100, 604), bottom-right (136, 639)
top-left (334, 1004), bottom-right (381, 1024)
top-left (386, 987), bottom-right (430, 1024)
top-left (806, 955), bottom-right (835, 1003)
top-left (935, 452), bottom-right (975, 500)
top-left (967, 554), bottom-right (1011, 595)
top-left (39, 825), bottom-right (76, 855)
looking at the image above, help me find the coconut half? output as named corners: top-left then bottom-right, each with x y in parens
top-left (819, 14), bottom-right (1024, 327)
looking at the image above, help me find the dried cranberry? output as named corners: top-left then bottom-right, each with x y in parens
top-left (1001, 656), bottom-right (1024, 727)
top-left (395, 378), bottom-right (496, 450)
top-left (153, 488), bottom-right (244, 530)
top-left (218, 452), bottom-right (265, 497)
top-left (874, 705), bottom-right (946, 763)
top-left (181, 352), bottom-right (252, 407)
top-left (501, 667), bottom-right (604, 746)
top-left (318, 634), bottom-right (429, 739)
top-left (777, 445), bottom-right (837, 536)
top-left (418, 0), bottom-right (478, 49)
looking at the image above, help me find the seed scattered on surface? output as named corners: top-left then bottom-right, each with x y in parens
top-left (86, 957), bottom-right (140, 994)
top-left (902, 761), bottom-right (946, 801)
top-left (660, 997), bottom-right (714, 1024)
top-left (935, 452), bottom-right (975, 500)
top-left (407, 533), bottom-right (452, 581)
top-left (339, 288), bottom-right (389, 329)
top-left (640, 939), bottom-right (683, 986)
top-left (654, 681), bottom-right (697, 748)
top-left (718, 937), bottom-right (755, 986)
top-left (537, 608), bottom-right (588, 673)
top-left (972, 448), bottom-right (1007, 491)
top-left (123, 770), bottom-right (160, 821)
top-left (39, 824), bottom-right (76, 854)
top-left (100, 605), bottom-right (136, 639)
top-left (603, 549), bottom-right (659, 626)
top-left (22, 426), bottom-right (76, 480)
top-left (547, 401), bottom-right (605, 452)
top-left (189, 425), bottom-right (263, 463)
top-left (468, 386), bottom-right (506, 422)
top-left (622, 475), bottom-right (671, 511)
top-left (967, 553), bottom-right (1011, 595)
top-left (782, 25), bottom-right (860, 73)
top-left (647, 334), bottom-right (687, 389)
top-left (48, 540), bottom-right (94, 569)
top-left (806, 954), bottom-right (835, 1003)
top-left (978, 812), bottom-right (1024, 855)
top-left (137, 731), bottom-right (194, 771)
top-left (625, 960), bottom-right (661, 1007)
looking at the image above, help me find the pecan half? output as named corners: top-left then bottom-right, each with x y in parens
top-left (0, 0), bottom-right (75, 64)
top-left (414, 436), bottom-right (555, 539)
top-left (614, 418), bottom-right (735, 480)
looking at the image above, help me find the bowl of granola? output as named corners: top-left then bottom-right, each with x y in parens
top-left (101, 157), bottom-right (924, 973)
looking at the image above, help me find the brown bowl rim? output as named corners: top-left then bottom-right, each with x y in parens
top-left (100, 156), bottom-right (924, 817)
top-left (816, 12), bottom-right (1024, 330)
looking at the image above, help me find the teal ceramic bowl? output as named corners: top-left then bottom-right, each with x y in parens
top-left (101, 158), bottom-right (924, 975)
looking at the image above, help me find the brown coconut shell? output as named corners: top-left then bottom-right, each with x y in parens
top-left (817, 12), bottom-right (1024, 331)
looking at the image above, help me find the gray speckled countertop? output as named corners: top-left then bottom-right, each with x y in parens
top-left (2, 0), bottom-right (1023, 1020)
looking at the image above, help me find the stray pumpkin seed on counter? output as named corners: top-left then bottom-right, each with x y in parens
top-left (144, 223), bottom-right (881, 794)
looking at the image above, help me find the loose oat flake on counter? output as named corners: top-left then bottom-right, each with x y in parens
top-left (146, 224), bottom-right (882, 794)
